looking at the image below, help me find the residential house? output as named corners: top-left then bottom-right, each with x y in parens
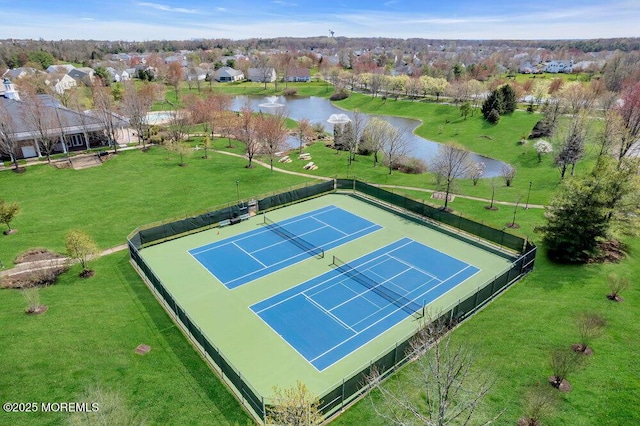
top-left (285, 67), bottom-right (311, 82)
top-left (519, 61), bottom-right (542, 74)
top-left (105, 67), bottom-right (122, 82)
top-left (46, 64), bottom-right (75, 74)
top-left (68, 67), bottom-right (95, 85)
top-left (215, 67), bottom-right (244, 82)
top-left (248, 67), bottom-right (277, 83)
top-left (545, 60), bottom-right (573, 73)
top-left (186, 67), bottom-right (207, 81)
top-left (46, 73), bottom-right (77, 94)
top-left (0, 79), bottom-right (127, 161)
top-left (2, 67), bottom-right (38, 80)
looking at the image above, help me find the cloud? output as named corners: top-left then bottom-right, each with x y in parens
top-left (136, 2), bottom-right (201, 14)
top-left (272, 1), bottom-right (298, 6)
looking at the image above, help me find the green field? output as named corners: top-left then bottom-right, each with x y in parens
top-left (1, 86), bottom-right (639, 425)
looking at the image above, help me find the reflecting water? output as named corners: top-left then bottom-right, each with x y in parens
top-left (230, 95), bottom-right (508, 177)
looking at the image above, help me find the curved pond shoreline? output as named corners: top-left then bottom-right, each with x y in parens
top-left (230, 95), bottom-right (508, 177)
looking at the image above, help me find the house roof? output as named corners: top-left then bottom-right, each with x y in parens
top-left (46, 64), bottom-right (75, 74)
top-left (287, 67), bottom-right (310, 78)
top-left (216, 67), bottom-right (244, 78)
top-left (0, 96), bottom-right (125, 141)
top-left (3, 67), bottom-right (38, 79)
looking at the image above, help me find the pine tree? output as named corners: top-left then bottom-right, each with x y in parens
top-left (539, 173), bottom-right (611, 263)
top-left (500, 84), bottom-right (518, 114)
top-left (482, 89), bottom-right (503, 121)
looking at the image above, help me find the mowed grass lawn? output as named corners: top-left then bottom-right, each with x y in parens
top-left (0, 147), bottom-right (314, 268)
top-left (2, 92), bottom-right (639, 425)
top-left (0, 252), bottom-right (253, 426)
top-left (333, 197), bottom-right (640, 426)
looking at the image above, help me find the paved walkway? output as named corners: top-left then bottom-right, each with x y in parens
top-left (0, 244), bottom-right (129, 278)
top-left (1, 149), bottom-right (544, 278)
top-left (214, 150), bottom-right (545, 209)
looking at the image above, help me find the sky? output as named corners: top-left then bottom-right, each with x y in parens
top-left (0, 0), bottom-right (638, 41)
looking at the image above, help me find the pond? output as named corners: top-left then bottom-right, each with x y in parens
top-left (230, 96), bottom-right (508, 177)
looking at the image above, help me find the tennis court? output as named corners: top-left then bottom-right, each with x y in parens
top-left (189, 205), bottom-right (382, 289)
top-left (251, 237), bottom-right (480, 370)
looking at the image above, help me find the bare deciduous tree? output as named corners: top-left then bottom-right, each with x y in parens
top-left (20, 91), bottom-right (60, 163)
top-left (485, 177), bottom-right (500, 210)
top-left (501, 164), bottom-right (516, 187)
top-left (379, 121), bottom-right (410, 174)
top-left (296, 118), bottom-right (314, 154)
top-left (518, 385), bottom-right (559, 426)
top-left (121, 81), bottom-right (160, 149)
top-left (362, 117), bottom-right (388, 167)
top-left (165, 109), bottom-right (189, 144)
top-left (607, 273), bottom-right (630, 302)
top-left (0, 102), bottom-right (21, 171)
top-left (234, 105), bottom-right (259, 168)
top-left (344, 110), bottom-right (368, 165)
top-left (92, 83), bottom-right (120, 153)
top-left (548, 348), bottom-right (583, 392)
top-left (367, 316), bottom-right (496, 426)
top-left (572, 312), bottom-right (605, 354)
top-left (255, 110), bottom-right (288, 171)
top-left (431, 144), bottom-right (473, 210)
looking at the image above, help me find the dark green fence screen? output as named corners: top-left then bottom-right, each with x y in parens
top-left (127, 179), bottom-right (536, 422)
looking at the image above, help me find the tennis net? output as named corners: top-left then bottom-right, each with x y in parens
top-left (264, 216), bottom-right (324, 259)
top-left (332, 255), bottom-right (422, 317)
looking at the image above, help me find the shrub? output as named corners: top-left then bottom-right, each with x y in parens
top-left (487, 108), bottom-right (501, 124)
top-left (282, 88), bottom-right (298, 96)
top-left (394, 156), bottom-right (427, 174)
top-left (329, 89), bottom-right (350, 101)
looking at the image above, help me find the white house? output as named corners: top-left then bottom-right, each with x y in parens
top-left (215, 67), bottom-right (244, 82)
top-left (47, 73), bottom-right (77, 94)
top-left (248, 67), bottom-right (277, 83)
top-left (545, 60), bottom-right (573, 73)
top-left (285, 67), bottom-right (311, 82)
top-left (46, 64), bottom-right (75, 74)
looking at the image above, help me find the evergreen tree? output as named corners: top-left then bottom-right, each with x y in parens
top-left (538, 172), bottom-right (611, 263)
top-left (500, 84), bottom-right (517, 113)
top-left (482, 89), bottom-right (503, 121)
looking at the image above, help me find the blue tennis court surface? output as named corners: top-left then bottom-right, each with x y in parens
top-left (251, 238), bottom-right (480, 371)
top-left (189, 205), bottom-right (382, 289)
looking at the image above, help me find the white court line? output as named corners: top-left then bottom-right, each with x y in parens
top-left (304, 294), bottom-right (356, 333)
top-left (386, 254), bottom-right (440, 281)
top-left (309, 215), bottom-right (349, 236)
top-left (232, 241), bottom-right (267, 268)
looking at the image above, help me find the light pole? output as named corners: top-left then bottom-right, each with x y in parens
top-left (236, 180), bottom-right (240, 206)
top-left (525, 181), bottom-right (533, 210)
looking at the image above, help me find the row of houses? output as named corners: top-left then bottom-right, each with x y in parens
top-left (519, 60), bottom-right (574, 74)
top-left (215, 66), bottom-right (311, 83)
